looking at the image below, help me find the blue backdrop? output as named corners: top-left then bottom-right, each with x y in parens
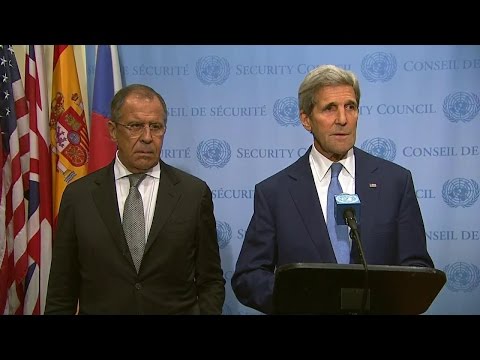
top-left (86, 45), bottom-right (480, 315)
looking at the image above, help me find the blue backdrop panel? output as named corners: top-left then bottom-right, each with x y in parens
top-left (86, 45), bottom-right (480, 315)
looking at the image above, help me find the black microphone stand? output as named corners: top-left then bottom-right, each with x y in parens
top-left (344, 209), bottom-right (369, 314)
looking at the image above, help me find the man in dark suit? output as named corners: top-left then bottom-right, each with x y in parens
top-left (231, 65), bottom-right (433, 314)
top-left (46, 84), bottom-right (225, 314)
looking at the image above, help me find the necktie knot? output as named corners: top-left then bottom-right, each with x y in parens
top-left (128, 173), bottom-right (147, 188)
top-left (330, 162), bottom-right (343, 179)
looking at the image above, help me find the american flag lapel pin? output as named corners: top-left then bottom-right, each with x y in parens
top-left (369, 183), bottom-right (377, 188)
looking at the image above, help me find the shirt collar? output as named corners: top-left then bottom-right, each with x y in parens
top-left (310, 146), bottom-right (355, 181)
top-left (113, 151), bottom-right (161, 181)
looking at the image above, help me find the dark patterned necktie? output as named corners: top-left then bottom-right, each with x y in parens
top-left (123, 173), bottom-right (147, 272)
top-left (327, 163), bottom-right (350, 264)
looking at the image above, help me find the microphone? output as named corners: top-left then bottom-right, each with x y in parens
top-left (334, 193), bottom-right (369, 314)
top-left (334, 193), bottom-right (360, 229)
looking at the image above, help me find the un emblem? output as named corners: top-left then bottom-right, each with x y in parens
top-left (216, 221), bottom-right (232, 249)
top-left (195, 56), bottom-right (230, 85)
top-left (361, 52), bottom-right (397, 83)
top-left (442, 91), bottom-right (480, 123)
top-left (444, 262), bottom-right (480, 292)
top-left (360, 137), bottom-right (396, 161)
top-left (273, 97), bottom-right (300, 126)
top-left (336, 193), bottom-right (360, 204)
top-left (196, 139), bottom-right (231, 168)
top-left (442, 178), bottom-right (479, 208)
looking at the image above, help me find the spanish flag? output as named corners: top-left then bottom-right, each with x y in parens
top-left (50, 45), bottom-right (89, 227)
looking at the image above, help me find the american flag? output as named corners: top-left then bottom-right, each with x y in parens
top-left (0, 45), bottom-right (30, 315)
top-left (24, 45), bottom-right (52, 315)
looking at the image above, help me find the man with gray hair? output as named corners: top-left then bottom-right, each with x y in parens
top-left (46, 84), bottom-right (225, 314)
top-left (232, 65), bottom-right (433, 314)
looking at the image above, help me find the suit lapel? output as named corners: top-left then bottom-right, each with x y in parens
top-left (353, 147), bottom-right (381, 262)
top-left (92, 163), bottom-right (130, 257)
top-left (287, 149), bottom-right (337, 263)
top-left (354, 147), bottom-right (381, 219)
top-left (144, 161), bottom-right (181, 255)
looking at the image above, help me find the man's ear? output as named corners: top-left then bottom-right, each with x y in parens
top-left (300, 111), bottom-right (312, 132)
top-left (108, 121), bottom-right (118, 142)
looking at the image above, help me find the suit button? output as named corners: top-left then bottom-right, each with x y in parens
top-left (135, 283), bottom-right (142, 290)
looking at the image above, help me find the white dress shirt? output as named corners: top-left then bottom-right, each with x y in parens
top-left (309, 146), bottom-right (356, 225)
top-left (113, 152), bottom-right (161, 243)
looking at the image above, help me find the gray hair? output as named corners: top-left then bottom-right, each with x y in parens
top-left (110, 83), bottom-right (168, 124)
top-left (298, 65), bottom-right (360, 116)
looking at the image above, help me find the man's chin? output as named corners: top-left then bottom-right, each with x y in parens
top-left (134, 158), bottom-right (159, 170)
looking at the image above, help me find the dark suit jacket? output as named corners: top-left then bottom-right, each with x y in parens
top-left (45, 160), bottom-right (225, 314)
top-left (231, 146), bottom-right (433, 314)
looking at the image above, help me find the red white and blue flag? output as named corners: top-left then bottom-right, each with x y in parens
top-left (24, 45), bottom-right (52, 315)
top-left (0, 45), bottom-right (29, 315)
top-left (88, 45), bottom-right (122, 173)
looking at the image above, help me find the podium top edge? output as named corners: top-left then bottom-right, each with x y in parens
top-left (276, 263), bottom-right (444, 275)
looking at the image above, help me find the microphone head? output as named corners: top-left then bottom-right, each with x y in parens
top-left (334, 193), bottom-right (361, 225)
